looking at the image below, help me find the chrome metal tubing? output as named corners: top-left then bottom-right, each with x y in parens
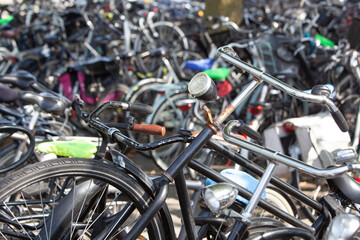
top-left (242, 162), bottom-right (276, 218)
top-left (217, 46), bottom-right (338, 112)
top-left (223, 120), bottom-right (354, 178)
top-left (215, 80), bottom-right (261, 124)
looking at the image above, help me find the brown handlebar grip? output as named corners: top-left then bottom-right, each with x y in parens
top-left (132, 124), bottom-right (166, 136)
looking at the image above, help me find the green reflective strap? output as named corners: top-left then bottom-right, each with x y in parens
top-left (315, 34), bottom-right (334, 48)
top-left (36, 140), bottom-right (97, 158)
top-left (0, 15), bottom-right (14, 25)
top-left (202, 67), bottom-right (230, 80)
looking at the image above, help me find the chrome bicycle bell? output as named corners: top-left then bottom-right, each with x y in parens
top-left (188, 72), bottom-right (217, 101)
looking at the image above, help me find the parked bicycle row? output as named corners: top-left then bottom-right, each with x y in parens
top-left (0, 0), bottom-right (360, 239)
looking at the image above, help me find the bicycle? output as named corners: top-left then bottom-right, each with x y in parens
top-left (0, 45), bottom-right (357, 240)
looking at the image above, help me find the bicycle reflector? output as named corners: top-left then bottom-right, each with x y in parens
top-left (188, 72), bottom-right (217, 101)
top-left (248, 105), bottom-right (263, 115)
top-left (282, 122), bottom-right (295, 132)
top-left (175, 99), bottom-right (196, 112)
top-left (202, 183), bottom-right (238, 213)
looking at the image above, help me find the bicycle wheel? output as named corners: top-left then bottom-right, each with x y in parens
top-left (134, 21), bottom-right (189, 76)
top-left (0, 126), bottom-right (35, 175)
top-left (148, 92), bottom-right (196, 170)
top-left (262, 188), bottom-right (296, 218)
top-left (0, 158), bottom-right (166, 239)
top-left (37, 117), bottom-right (75, 137)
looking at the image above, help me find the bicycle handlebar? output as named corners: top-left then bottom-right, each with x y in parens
top-left (128, 103), bottom-right (154, 115)
top-left (72, 99), bottom-right (166, 137)
top-left (223, 120), bottom-right (359, 178)
top-left (217, 45), bottom-right (349, 132)
top-left (89, 101), bottom-right (154, 120)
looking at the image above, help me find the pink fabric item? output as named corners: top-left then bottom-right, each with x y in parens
top-left (59, 73), bottom-right (73, 100)
top-left (103, 91), bottom-right (124, 102)
top-left (78, 72), bottom-right (95, 104)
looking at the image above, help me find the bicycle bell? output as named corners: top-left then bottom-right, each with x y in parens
top-left (188, 72), bottom-right (217, 101)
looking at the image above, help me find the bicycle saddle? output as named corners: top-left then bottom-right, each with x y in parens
top-left (203, 67), bottom-right (230, 80)
top-left (20, 91), bottom-right (69, 115)
top-left (328, 172), bottom-right (360, 204)
top-left (185, 58), bottom-right (214, 71)
top-left (78, 57), bottom-right (116, 75)
top-left (0, 70), bottom-right (36, 90)
top-left (0, 84), bottom-right (18, 103)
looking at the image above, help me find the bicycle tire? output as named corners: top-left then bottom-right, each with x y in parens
top-left (0, 158), bottom-right (166, 239)
top-left (247, 226), bottom-right (315, 240)
top-left (246, 217), bottom-right (286, 236)
top-left (38, 117), bottom-right (75, 137)
top-left (250, 187), bottom-right (298, 225)
top-left (0, 125), bottom-right (35, 175)
top-left (263, 188), bottom-right (296, 218)
top-left (134, 21), bottom-right (189, 75)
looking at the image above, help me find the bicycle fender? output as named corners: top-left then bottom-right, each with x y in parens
top-left (107, 150), bottom-right (176, 238)
top-left (107, 149), bottom-right (156, 194)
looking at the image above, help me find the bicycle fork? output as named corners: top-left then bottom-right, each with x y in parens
top-left (37, 179), bottom-right (107, 239)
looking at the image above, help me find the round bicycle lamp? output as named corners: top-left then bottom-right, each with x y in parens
top-left (202, 183), bottom-right (238, 213)
top-left (188, 72), bottom-right (217, 101)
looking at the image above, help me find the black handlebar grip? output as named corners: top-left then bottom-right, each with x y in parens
top-left (331, 109), bottom-right (349, 132)
top-left (235, 120), bottom-right (262, 142)
top-left (128, 103), bottom-right (153, 115)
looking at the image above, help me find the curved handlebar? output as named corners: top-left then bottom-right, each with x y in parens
top-left (217, 46), bottom-right (349, 132)
top-left (223, 120), bottom-right (359, 178)
top-left (89, 101), bottom-right (154, 120)
top-left (76, 101), bottom-right (176, 149)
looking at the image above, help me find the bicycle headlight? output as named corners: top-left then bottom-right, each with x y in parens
top-left (188, 72), bottom-right (217, 101)
top-left (325, 214), bottom-right (360, 240)
top-left (202, 183), bottom-right (238, 213)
